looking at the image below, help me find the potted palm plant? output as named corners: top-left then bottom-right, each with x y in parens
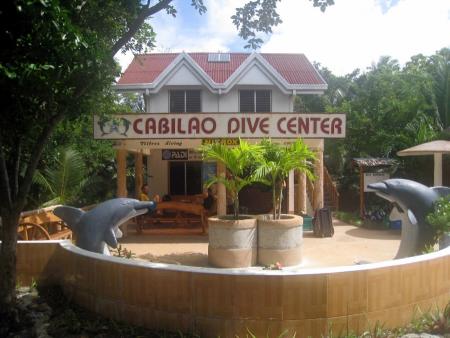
top-left (254, 139), bottom-right (315, 266)
top-left (200, 139), bottom-right (260, 268)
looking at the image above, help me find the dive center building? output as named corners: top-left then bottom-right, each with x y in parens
top-left (94, 52), bottom-right (346, 215)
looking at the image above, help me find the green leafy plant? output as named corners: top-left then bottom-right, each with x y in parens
top-left (200, 139), bottom-right (261, 220)
top-left (254, 139), bottom-right (315, 220)
top-left (33, 148), bottom-right (88, 207)
top-left (111, 245), bottom-right (136, 259)
top-left (426, 195), bottom-right (450, 241)
top-left (407, 303), bottom-right (450, 335)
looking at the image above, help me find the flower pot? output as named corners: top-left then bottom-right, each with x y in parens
top-left (257, 214), bottom-right (303, 267)
top-left (439, 233), bottom-right (450, 250)
top-left (208, 215), bottom-right (257, 268)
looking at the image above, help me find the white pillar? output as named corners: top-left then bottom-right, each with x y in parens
top-left (434, 153), bottom-right (443, 186)
top-left (288, 170), bottom-right (295, 214)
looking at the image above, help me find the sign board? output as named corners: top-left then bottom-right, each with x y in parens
top-left (202, 138), bottom-right (239, 146)
top-left (364, 172), bottom-right (390, 192)
top-left (115, 139), bottom-right (201, 149)
top-left (114, 138), bottom-right (323, 150)
top-left (94, 113), bottom-right (346, 139)
top-left (161, 149), bottom-right (188, 161)
top-left (188, 150), bottom-right (202, 161)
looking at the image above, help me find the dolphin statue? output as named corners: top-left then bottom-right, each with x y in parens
top-left (368, 179), bottom-right (450, 258)
top-left (54, 198), bottom-right (156, 255)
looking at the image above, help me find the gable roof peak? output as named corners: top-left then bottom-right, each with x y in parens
top-left (117, 52), bottom-right (327, 93)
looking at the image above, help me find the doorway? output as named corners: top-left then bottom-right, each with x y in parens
top-left (169, 161), bottom-right (202, 195)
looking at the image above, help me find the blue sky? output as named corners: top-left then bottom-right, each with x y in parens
top-left (116, 0), bottom-right (450, 76)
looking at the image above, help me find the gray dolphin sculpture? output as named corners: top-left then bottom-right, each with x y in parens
top-left (54, 198), bottom-right (156, 254)
top-left (368, 179), bottom-right (450, 258)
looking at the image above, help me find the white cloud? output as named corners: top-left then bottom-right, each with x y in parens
top-left (115, 0), bottom-right (247, 72)
top-left (262, 0), bottom-right (450, 75)
top-left (116, 0), bottom-right (450, 76)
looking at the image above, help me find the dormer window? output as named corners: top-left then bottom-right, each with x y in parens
top-left (239, 90), bottom-right (271, 112)
top-left (169, 90), bottom-right (201, 113)
top-left (207, 53), bottom-right (230, 63)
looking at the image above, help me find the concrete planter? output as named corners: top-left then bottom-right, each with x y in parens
top-left (208, 215), bottom-right (257, 268)
top-left (257, 214), bottom-right (303, 267)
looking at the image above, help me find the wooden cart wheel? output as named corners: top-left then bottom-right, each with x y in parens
top-left (17, 222), bottom-right (51, 240)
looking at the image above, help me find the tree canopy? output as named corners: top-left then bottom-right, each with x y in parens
top-left (295, 48), bottom-right (450, 211)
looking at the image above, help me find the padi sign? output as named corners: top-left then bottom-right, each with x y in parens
top-left (162, 149), bottom-right (188, 161)
top-left (94, 113), bottom-right (346, 139)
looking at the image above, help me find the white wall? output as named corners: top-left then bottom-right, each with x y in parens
top-left (147, 88), bottom-right (168, 113)
top-left (144, 64), bottom-right (295, 197)
top-left (144, 63), bottom-right (295, 113)
top-left (145, 86), bottom-right (292, 113)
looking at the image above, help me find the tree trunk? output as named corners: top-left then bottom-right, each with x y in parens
top-left (233, 194), bottom-right (239, 220)
top-left (0, 210), bottom-right (21, 329)
top-left (272, 183), bottom-right (276, 219)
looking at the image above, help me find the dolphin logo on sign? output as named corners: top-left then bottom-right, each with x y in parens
top-left (97, 117), bottom-right (131, 137)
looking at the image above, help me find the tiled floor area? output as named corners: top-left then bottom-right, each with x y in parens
top-left (119, 219), bottom-right (402, 268)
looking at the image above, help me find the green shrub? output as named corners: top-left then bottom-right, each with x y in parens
top-left (426, 195), bottom-right (450, 240)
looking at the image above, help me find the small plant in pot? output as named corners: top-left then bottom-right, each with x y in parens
top-left (254, 138), bottom-right (316, 266)
top-left (200, 139), bottom-right (261, 268)
top-left (426, 195), bottom-right (450, 250)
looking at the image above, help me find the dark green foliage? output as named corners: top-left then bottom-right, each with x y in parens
top-left (427, 196), bottom-right (450, 240)
top-left (299, 51), bottom-right (449, 212)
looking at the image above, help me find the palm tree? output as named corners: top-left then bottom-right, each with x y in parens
top-left (33, 148), bottom-right (88, 207)
top-left (254, 139), bottom-right (316, 220)
top-left (200, 139), bottom-right (260, 220)
top-left (428, 48), bottom-right (450, 129)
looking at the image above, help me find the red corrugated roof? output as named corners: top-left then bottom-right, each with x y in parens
top-left (118, 54), bottom-right (178, 85)
top-left (189, 53), bottom-right (249, 83)
top-left (117, 52), bottom-right (325, 86)
top-left (261, 53), bottom-right (324, 85)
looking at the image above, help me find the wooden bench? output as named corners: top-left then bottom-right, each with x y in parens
top-left (137, 201), bottom-right (207, 233)
top-left (18, 205), bottom-right (72, 240)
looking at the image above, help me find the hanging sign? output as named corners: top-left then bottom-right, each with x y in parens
top-left (94, 113), bottom-right (346, 139)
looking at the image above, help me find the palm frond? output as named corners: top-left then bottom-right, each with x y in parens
top-left (34, 147), bottom-right (88, 206)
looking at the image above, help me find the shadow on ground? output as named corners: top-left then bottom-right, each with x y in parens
top-left (345, 227), bottom-right (401, 240)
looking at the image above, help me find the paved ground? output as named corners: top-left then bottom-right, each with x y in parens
top-left (119, 219), bottom-right (401, 268)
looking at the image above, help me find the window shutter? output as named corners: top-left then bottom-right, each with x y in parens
top-left (185, 90), bottom-right (201, 112)
top-left (239, 90), bottom-right (255, 112)
top-left (170, 90), bottom-right (185, 113)
top-left (255, 90), bottom-right (271, 112)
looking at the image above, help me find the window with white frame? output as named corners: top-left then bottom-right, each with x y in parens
top-left (239, 90), bottom-right (271, 112)
top-left (169, 90), bottom-right (201, 113)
